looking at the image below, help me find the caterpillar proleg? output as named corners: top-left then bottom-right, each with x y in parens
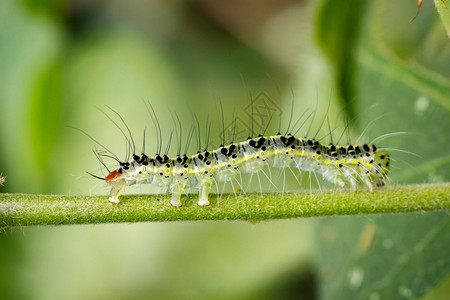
top-left (89, 98), bottom-right (391, 207)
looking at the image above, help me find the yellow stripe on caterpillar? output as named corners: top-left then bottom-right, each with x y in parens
top-left (104, 134), bottom-right (390, 206)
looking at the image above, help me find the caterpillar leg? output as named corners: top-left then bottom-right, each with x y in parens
top-left (198, 182), bottom-right (212, 206)
top-left (170, 183), bottom-right (185, 207)
top-left (108, 179), bottom-right (127, 204)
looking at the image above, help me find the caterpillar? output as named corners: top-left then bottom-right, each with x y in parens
top-left (88, 101), bottom-right (391, 207)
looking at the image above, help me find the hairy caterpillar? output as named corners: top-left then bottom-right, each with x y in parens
top-left (88, 99), bottom-right (391, 207)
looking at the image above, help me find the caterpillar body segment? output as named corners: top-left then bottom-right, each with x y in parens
top-left (104, 134), bottom-right (390, 206)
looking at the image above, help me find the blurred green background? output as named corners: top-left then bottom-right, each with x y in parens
top-left (0, 0), bottom-right (449, 299)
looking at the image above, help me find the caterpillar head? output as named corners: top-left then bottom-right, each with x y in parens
top-left (106, 169), bottom-right (123, 183)
top-left (105, 169), bottom-right (127, 204)
top-left (372, 151), bottom-right (390, 187)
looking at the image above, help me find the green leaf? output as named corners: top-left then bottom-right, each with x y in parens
top-left (315, 0), bottom-right (366, 121)
top-left (314, 1), bottom-right (450, 298)
top-left (316, 211), bottom-right (450, 299)
top-left (355, 0), bottom-right (450, 184)
top-left (434, 0), bottom-right (450, 37)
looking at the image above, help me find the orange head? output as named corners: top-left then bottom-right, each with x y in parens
top-left (105, 170), bottom-right (122, 183)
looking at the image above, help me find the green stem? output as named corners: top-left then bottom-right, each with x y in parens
top-left (434, 0), bottom-right (450, 38)
top-left (0, 183), bottom-right (449, 228)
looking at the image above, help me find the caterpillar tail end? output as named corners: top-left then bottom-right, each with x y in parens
top-left (376, 179), bottom-right (386, 188)
top-left (372, 151), bottom-right (390, 189)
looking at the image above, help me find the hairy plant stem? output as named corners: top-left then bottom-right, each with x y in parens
top-left (0, 183), bottom-right (448, 228)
